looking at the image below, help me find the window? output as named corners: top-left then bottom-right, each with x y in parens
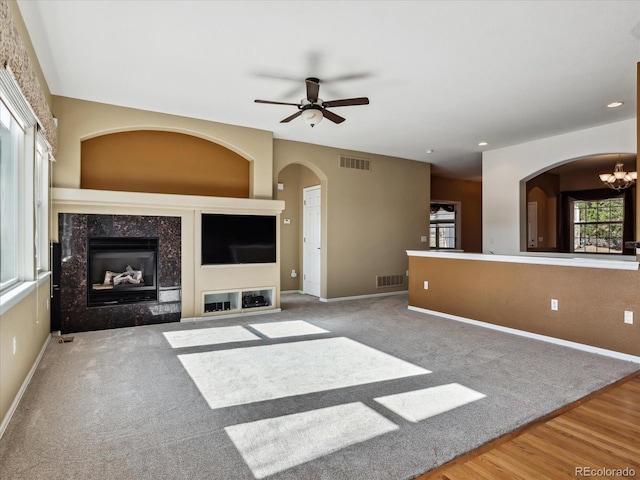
top-left (35, 139), bottom-right (49, 272)
top-left (0, 99), bottom-right (24, 290)
top-left (430, 203), bottom-right (457, 249)
top-left (0, 66), bottom-right (51, 297)
top-left (573, 197), bottom-right (624, 254)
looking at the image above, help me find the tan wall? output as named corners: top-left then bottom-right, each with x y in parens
top-left (274, 139), bottom-right (430, 299)
top-left (409, 256), bottom-right (640, 356)
top-left (81, 130), bottom-right (250, 198)
top-left (276, 164), bottom-right (321, 292)
top-left (430, 177), bottom-right (482, 253)
top-left (52, 96), bottom-right (274, 199)
top-left (558, 168), bottom-right (614, 192)
top-left (0, 280), bottom-right (51, 427)
top-left (637, 62), bottom-right (639, 246)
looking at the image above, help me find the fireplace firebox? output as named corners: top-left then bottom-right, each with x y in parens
top-left (87, 237), bottom-right (159, 307)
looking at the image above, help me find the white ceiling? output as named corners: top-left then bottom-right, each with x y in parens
top-left (17, 0), bottom-right (640, 180)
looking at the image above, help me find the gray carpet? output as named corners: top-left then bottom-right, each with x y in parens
top-left (1, 293), bottom-right (638, 480)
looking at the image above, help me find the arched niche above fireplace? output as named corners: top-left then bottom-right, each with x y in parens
top-left (80, 130), bottom-right (250, 198)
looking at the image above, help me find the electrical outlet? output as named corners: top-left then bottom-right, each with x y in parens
top-left (551, 299), bottom-right (558, 311)
top-left (624, 311), bottom-right (634, 325)
top-left (423, 281), bottom-right (429, 290)
top-left (420, 235), bottom-right (427, 243)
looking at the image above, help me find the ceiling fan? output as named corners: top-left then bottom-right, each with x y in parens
top-left (255, 77), bottom-right (369, 127)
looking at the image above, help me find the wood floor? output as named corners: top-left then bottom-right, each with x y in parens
top-left (418, 372), bottom-right (640, 480)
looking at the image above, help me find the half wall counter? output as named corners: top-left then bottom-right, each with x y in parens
top-left (406, 250), bottom-right (640, 358)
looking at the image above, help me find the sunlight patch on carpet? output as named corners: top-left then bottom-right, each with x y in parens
top-left (249, 320), bottom-right (329, 338)
top-left (178, 337), bottom-right (430, 409)
top-left (163, 326), bottom-right (259, 348)
top-left (225, 402), bottom-right (399, 478)
top-left (374, 383), bottom-right (486, 422)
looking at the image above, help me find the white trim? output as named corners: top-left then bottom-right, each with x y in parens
top-left (406, 250), bottom-right (638, 271)
top-left (0, 273), bottom-right (50, 316)
top-left (0, 334), bottom-right (51, 439)
top-left (181, 308), bottom-right (282, 323)
top-left (281, 290), bottom-right (304, 294)
top-left (320, 290), bottom-right (407, 303)
top-left (52, 187), bottom-right (285, 214)
top-left (408, 305), bottom-right (640, 364)
top-left (0, 281), bottom-right (37, 316)
top-left (0, 65), bottom-right (40, 129)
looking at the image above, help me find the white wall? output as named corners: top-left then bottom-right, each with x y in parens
top-left (482, 119), bottom-right (636, 254)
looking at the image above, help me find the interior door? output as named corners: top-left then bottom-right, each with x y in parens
top-left (303, 185), bottom-right (321, 297)
top-left (528, 202), bottom-right (538, 248)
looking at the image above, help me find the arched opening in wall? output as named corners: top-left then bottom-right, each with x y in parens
top-left (524, 153), bottom-right (636, 255)
top-left (276, 163), bottom-right (324, 296)
top-left (81, 130), bottom-right (250, 198)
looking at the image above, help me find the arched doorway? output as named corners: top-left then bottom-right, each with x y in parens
top-left (524, 153), bottom-right (636, 255)
top-left (276, 163), bottom-right (324, 295)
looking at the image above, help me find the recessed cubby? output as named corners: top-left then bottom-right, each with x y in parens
top-left (202, 287), bottom-right (276, 317)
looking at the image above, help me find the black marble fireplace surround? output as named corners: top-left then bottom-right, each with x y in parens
top-left (58, 213), bottom-right (181, 333)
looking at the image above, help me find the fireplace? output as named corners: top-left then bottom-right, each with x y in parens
top-left (57, 213), bottom-right (181, 333)
top-left (87, 237), bottom-right (159, 307)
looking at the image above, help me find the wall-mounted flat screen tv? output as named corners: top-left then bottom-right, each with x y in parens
top-left (201, 214), bottom-right (276, 265)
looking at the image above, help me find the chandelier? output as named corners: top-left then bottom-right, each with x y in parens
top-left (599, 157), bottom-right (637, 191)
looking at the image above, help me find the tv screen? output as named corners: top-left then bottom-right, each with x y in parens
top-left (201, 214), bottom-right (276, 265)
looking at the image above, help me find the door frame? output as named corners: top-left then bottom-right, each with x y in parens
top-left (302, 185), bottom-right (321, 297)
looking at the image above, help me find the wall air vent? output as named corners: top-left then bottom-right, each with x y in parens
top-left (340, 155), bottom-right (371, 171)
top-left (376, 274), bottom-right (406, 288)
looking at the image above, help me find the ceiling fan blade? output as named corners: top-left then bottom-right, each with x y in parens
top-left (322, 72), bottom-right (372, 83)
top-left (255, 99), bottom-right (301, 106)
top-left (322, 97), bottom-right (369, 108)
top-left (306, 78), bottom-right (320, 103)
top-left (321, 109), bottom-right (345, 124)
top-left (280, 111), bottom-right (303, 123)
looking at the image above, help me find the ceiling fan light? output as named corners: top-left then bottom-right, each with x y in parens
top-left (301, 108), bottom-right (323, 127)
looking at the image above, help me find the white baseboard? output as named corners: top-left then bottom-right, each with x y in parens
top-left (409, 305), bottom-right (640, 364)
top-left (281, 290), bottom-right (304, 294)
top-left (0, 334), bottom-right (52, 439)
top-left (320, 290), bottom-right (407, 303)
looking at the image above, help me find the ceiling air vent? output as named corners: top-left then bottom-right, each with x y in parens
top-left (340, 155), bottom-right (371, 172)
top-left (376, 274), bottom-right (406, 288)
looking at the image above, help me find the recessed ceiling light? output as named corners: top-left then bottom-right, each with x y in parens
top-left (478, 141), bottom-right (488, 146)
top-left (607, 101), bottom-right (623, 108)
top-left (426, 149), bottom-right (434, 154)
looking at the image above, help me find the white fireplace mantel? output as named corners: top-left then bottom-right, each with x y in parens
top-left (52, 187), bottom-right (285, 214)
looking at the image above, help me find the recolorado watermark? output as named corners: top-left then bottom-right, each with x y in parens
top-left (575, 466), bottom-right (636, 477)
